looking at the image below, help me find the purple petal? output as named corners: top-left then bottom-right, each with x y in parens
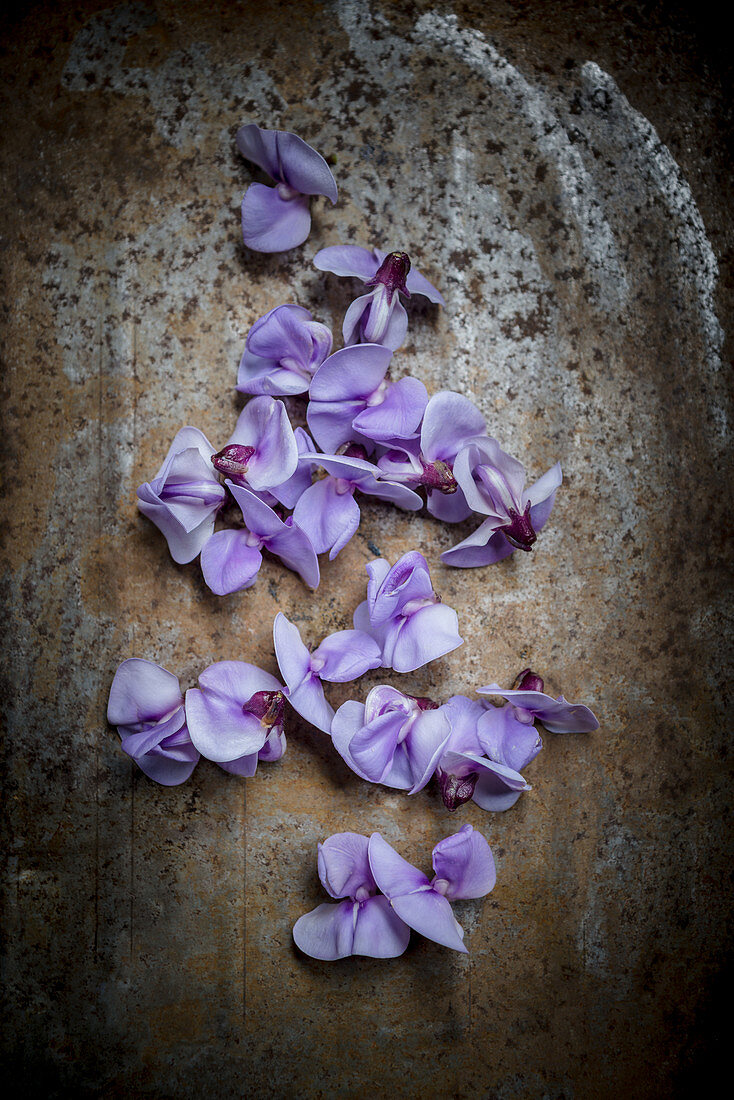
top-left (293, 900), bottom-right (356, 960)
top-left (217, 752), bottom-right (260, 778)
top-left (185, 660), bottom-right (281, 761)
top-left (287, 675), bottom-right (335, 734)
top-left (124, 731), bottom-right (199, 786)
top-left (376, 297), bottom-right (409, 351)
top-left (367, 832), bottom-right (430, 897)
top-left (292, 477), bottom-right (361, 559)
top-left (150, 445), bottom-right (225, 532)
top-left (525, 461), bottom-right (563, 508)
top-left (360, 479), bottom-right (423, 511)
top-left (384, 602), bottom-right (463, 674)
top-left (137, 493), bottom-right (217, 564)
top-left (348, 710), bottom-right (406, 783)
top-left (313, 245), bottom-right (380, 281)
top-left (273, 613), bottom-right (312, 688)
top-left (305, 397), bottom-right (366, 454)
top-left (200, 529), bottom-right (263, 595)
top-left (274, 130), bottom-right (337, 202)
top-left (441, 520), bottom-right (515, 569)
top-left (404, 707), bottom-right (454, 793)
top-left (390, 890), bottom-right (468, 953)
top-left (367, 551), bottom-right (434, 625)
top-left (432, 824), bottom-right (496, 900)
top-left (477, 704), bottom-right (543, 771)
top-left (427, 486), bottom-right (473, 524)
top-left (226, 397), bottom-right (298, 491)
top-left (477, 685), bottom-right (599, 733)
top-left (421, 391), bottom-right (486, 463)
top-left (108, 658), bottom-right (183, 726)
top-left (317, 832), bottom-right (374, 899)
top-left (312, 629), bottom-right (382, 682)
top-left (258, 728), bottom-right (287, 762)
top-left (351, 376), bottom-right (428, 443)
top-left (352, 895), bottom-right (411, 958)
top-left (270, 428), bottom-right (317, 509)
top-left (404, 264), bottom-right (446, 306)
top-left (266, 517), bottom-right (320, 588)
top-left (439, 695), bottom-right (486, 756)
top-left (241, 183), bottom-right (312, 253)
top-left (236, 123), bottom-right (282, 180)
top-left (309, 343), bottom-right (393, 402)
top-left (342, 291), bottom-right (377, 347)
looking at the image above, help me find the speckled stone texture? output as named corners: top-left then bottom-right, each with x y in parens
top-left (1, 1), bottom-right (731, 1096)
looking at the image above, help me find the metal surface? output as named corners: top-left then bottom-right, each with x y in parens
top-left (1, 1), bottom-right (731, 1096)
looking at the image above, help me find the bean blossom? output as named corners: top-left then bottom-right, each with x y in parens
top-left (236, 304), bottom-right (332, 396)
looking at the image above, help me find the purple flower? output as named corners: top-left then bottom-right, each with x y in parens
top-left (137, 427), bottom-right (227, 564)
top-left (377, 390), bottom-right (487, 523)
top-left (237, 124), bottom-right (337, 253)
top-left (107, 658), bottom-right (199, 785)
top-left (236, 304), bottom-right (332, 396)
top-left (185, 660), bottom-right (286, 776)
top-left (442, 438), bottom-right (562, 567)
top-left (331, 685), bottom-right (451, 791)
top-left (292, 448), bottom-right (422, 561)
top-left (307, 343), bottom-right (428, 454)
top-left (211, 397), bottom-right (298, 493)
top-left (353, 551), bottom-right (463, 673)
top-left (368, 825), bottom-right (495, 953)
top-left (433, 694), bottom-right (532, 813)
top-left (477, 669), bottom-right (600, 733)
top-left (273, 612), bottom-right (382, 734)
top-left (200, 482), bottom-right (319, 594)
top-left (314, 245), bottom-right (445, 350)
top-left (293, 833), bottom-right (410, 960)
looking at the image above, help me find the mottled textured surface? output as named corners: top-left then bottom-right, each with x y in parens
top-left (1, 1), bottom-right (732, 1096)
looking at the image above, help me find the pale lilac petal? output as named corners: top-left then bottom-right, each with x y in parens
top-left (525, 461), bottom-right (563, 508)
top-left (247, 303), bottom-right (313, 357)
top-left (348, 710), bottom-right (406, 782)
top-left (270, 428), bottom-right (317, 508)
top-left (453, 438), bottom-right (527, 516)
top-left (367, 833), bottom-right (430, 897)
top-left (119, 708), bottom-right (186, 758)
top-left (376, 298), bottom-right (409, 351)
top-left (152, 447), bottom-right (225, 532)
top-left (317, 832), bottom-right (374, 899)
top-left (226, 397), bottom-right (298, 491)
top-left (404, 707), bottom-right (454, 793)
top-left (359, 478), bottom-right (423, 511)
top-left (200, 529), bottom-right (262, 595)
top-left (274, 131), bottom-right (338, 202)
top-left (404, 265), bottom-right (445, 306)
top-left (266, 518), bottom-right (321, 587)
top-left (352, 376), bottom-right (428, 443)
top-left (421, 391), bottom-right (486, 462)
top-left (237, 305), bottom-right (323, 396)
top-left (432, 824), bottom-right (496, 900)
top-left (386, 602), bottom-right (463, 674)
top-left (287, 675), bottom-right (335, 734)
top-left (330, 700), bottom-right (377, 783)
top-left (217, 752), bottom-right (260, 778)
top-left (472, 772), bottom-right (526, 813)
top-left (439, 695), bottom-right (486, 756)
top-left (390, 890), bottom-right (467, 953)
top-left (126, 736), bottom-right (199, 786)
top-left (185, 660), bottom-right (280, 761)
top-left (258, 728), bottom-right (287, 762)
top-left (342, 291), bottom-right (377, 347)
top-left (305, 397), bottom-right (365, 454)
top-left (273, 613), bottom-right (312, 689)
top-left (352, 895), bottom-right (411, 958)
top-left (236, 123), bottom-right (282, 179)
top-left (152, 425), bottom-right (219, 476)
top-left (477, 705), bottom-right (543, 771)
top-left (137, 493), bottom-right (217, 564)
top-left (241, 183), bottom-right (311, 253)
top-left (293, 900), bottom-right (356, 960)
top-left (427, 487), bottom-right (473, 523)
top-left (108, 658), bottom-right (183, 726)
top-left (312, 629), bottom-right (382, 682)
top-left (292, 477), bottom-right (360, 558)
top-left (313, 245), bottom-right (380, 281)
top-left (477, 685), bottom-right (599, 733)
top-left (441, 520), bottom-right (515, 569)
top-left (368, 551), bottom-right (434, 625)
top-left (309, 344), bottom-right (393, 402)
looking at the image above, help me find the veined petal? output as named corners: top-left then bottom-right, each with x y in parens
top-left (376, 298), bottom-right (409, 351)
top-left (351, 376), bottom-right (428, 443)
top-left (125, 737), bottom-right (199, 786)
top-left (292, 477), bottom-right (360, 558)
top-left (348, 710), bottom-right (406, 783)
top-left (477, 685), bottom-right (599, 733)
top-left (367, 832), bottom-right (429, 897)
top-left (293, 900), bottom-right (356, 960)
top-left (236, 123), bottom-right (282, 179)
top-left (108, 658), bottom-right (183, 726)
top-left (312, 629), bottom-right (382, 683)
top-left (352, 895), bottom-right (411, 958)
top-left (427, 486), bottom-right (473, 524)
top-left (313, 245), bottom-right (380, 281)
top-left (477, 705), bottom-right (543, 771)
top-left (226, 397), bottom-right (298, 491)
top-left (200, 529), bottom-right (262, 595)
top-left (342, 291), bottom-right (377, 347)
top-left (421, 391), bottom-right (486, 462)
top-left (241, 183), bottom-right (311, 253)
top-left (309, 343), bottom-right (393, 402)
top-left (404, 264), bottom-right (445, 306)
top-left (432, 824), bottom-right (496, 900)
top-left (318, 832), bottom-right (374, 899)
top-left (390, 890), bottom-right (468, 953)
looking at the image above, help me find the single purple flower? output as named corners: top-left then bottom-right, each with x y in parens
top-left (314, 245), bottom-right (445, 351)
top-left (353, 552), bottom-right (463, 673)
top-left (273, 612), bottom-right (382, 734)
top-left (293, 833), bottom-right (410, 960)
top-left (442, 438), bottom-right (562, 567)
top-left (477, 669), bottom-right (600, 733)
top-left (137, 426), bottom-right (227, 564)
top-left (237, 124), bottom-right (337, 253)
top-left (331, 685), bottom-right (451, 792)
top-left (368, 825), bottom-right (495, 953)
top-left (433, 694), bottom-right (532, 813)
top-left (307, 343), bottom-right (428, 454)
top-left (200, 482), bottom-right (319, 594)
top-left (212, 397), bottom-right (298, 493)
top-left (292, 450), bottom-right (422, 561)
top-left (236, 304), bottom-right (332, 396)
top-left (185, 660), bottom-right (286, 776)
top-left (107, 658), bottom-right (199, 785)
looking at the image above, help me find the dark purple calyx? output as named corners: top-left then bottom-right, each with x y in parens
top-left (419, 458), bottom-right (458, 494)
top-left (436, 767), bottom-right (479, 811)
top-left (242, 689), bottom-right (285, 729)
top-left (514, 669), bottom-right (544, 693)
top-left (407, 694), bottom-right (440, 711)
top-left (212, 444), bottom-right (256, 484)
top-left (501, 502), bottom-right (536, 551)
top-left (336, 441), bottom-right (370, 462)
top-left (365, 251), bottom-right (411, 304)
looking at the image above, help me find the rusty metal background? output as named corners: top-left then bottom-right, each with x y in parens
top-left (1, 1), bottom-right (732, 1096)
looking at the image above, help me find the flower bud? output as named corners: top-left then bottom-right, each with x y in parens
top-left (501, 502), bottom-right (537, 551)
top-left (514, 668), bottom-right (544, 693)
top-left (212, 444), bottom-right (256, 484)
top-left (242, 689), bottom-right (285, 729)
top-left (365, 250), bottom-right (411, 303)
top-left (436, 767), bottom-right (479, 811)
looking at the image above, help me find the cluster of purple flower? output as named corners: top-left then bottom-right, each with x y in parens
top-left (110, 124), bottom-right (601, 963)
top-left (136, 126), bottom-right (562, 588)
top-left (293, 826), bottom-right (495, 959)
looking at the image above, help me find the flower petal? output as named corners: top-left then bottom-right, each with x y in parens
top-left (293, 900), bottom-right (356, 960)
top-left (266, 518), bottom-right (321, 588)
top-left (440, 520), bottom-right (515, 569)
top-left (421, 391), bottom-right (486, 463)
top-left (477, 685), bottom-right (599, 733)
top-left (312, 629), bottom-right (382, 683)
top-left (352, 895), bottom-right (411, 958)
top-left (387, 602), bottom-right (463, 674)
top-left (309, 343), bottom-right (393, 402)
top-left (367, 832), bottom-right (430, 897)
top-left (287, 675), bottom-right (335, 734)
top-left (313, 245), bottom-right (380, 281)
top-left (348, 710), bottom-right (405, 783)
top-left (241, 183), bottom-right (311, 253)
top-left (108, 658), bottom-right (183, 726)
top-left (200, 529), bottom-right (263, 594)
top-left (390, 890), bottom-right (468, 953)
top-left (351, 376), bottom-right (428, 443)
top-left (226, 397), bottom-right (298, 491)
top-left (292, 478), bottom-right (360, 558)
top-left (477, 704), bottom-right (543, 771)
top-left (318, 832), bottom-right (374, 899)
top-left (275, 130), bottom-right (337, 202)
top-left (432, 824), bottom-right (496, 900)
